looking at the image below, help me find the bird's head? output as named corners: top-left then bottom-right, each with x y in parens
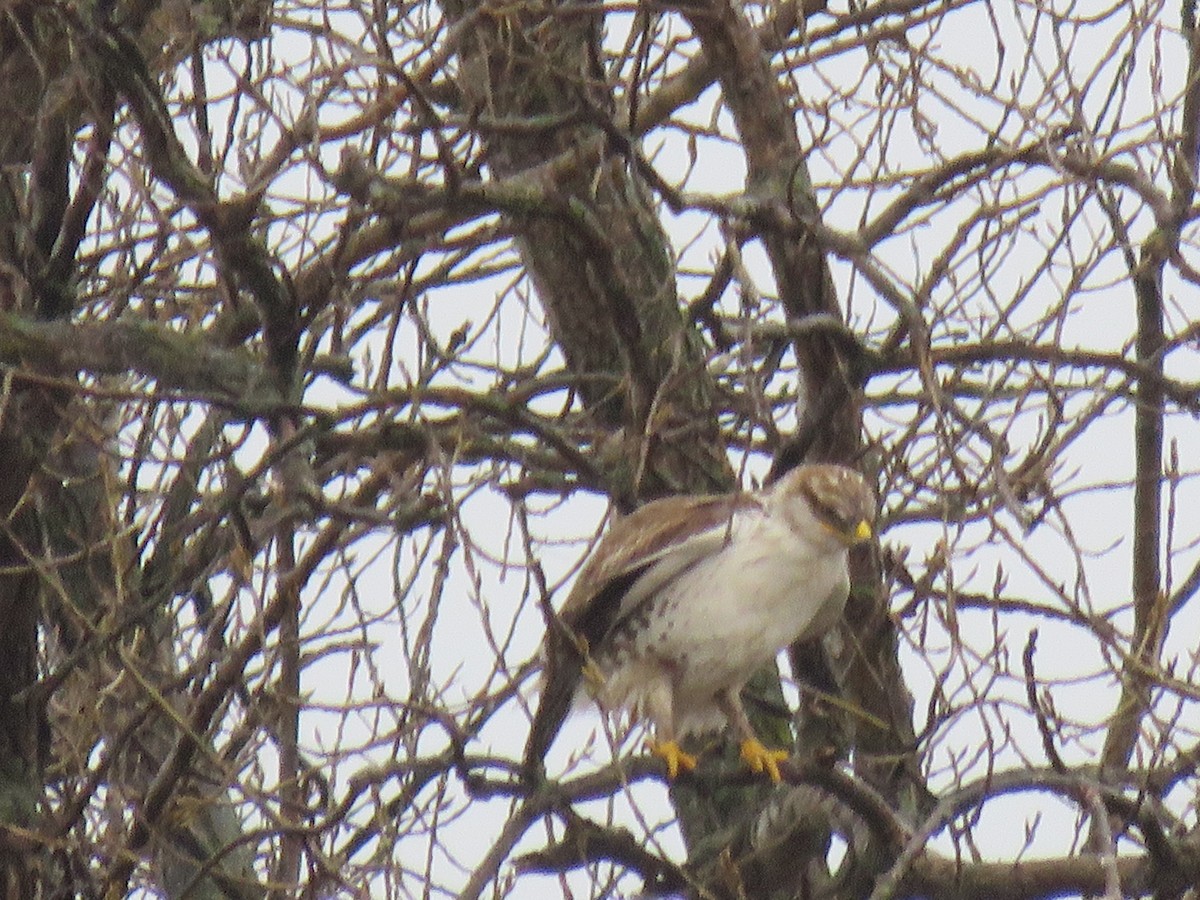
top-left (773, 464), bottom-right (875, 549)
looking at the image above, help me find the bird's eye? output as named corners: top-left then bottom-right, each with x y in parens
top-left (814, 502), bottom-right (846, 530)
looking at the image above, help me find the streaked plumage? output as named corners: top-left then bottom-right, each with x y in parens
top-left (524, 463), bottom-right (875, 782)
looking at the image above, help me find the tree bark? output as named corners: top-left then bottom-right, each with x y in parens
top-left (0, 3), bottom-right (273, 896)
top-left (442, 0), bottom-right (927, 893)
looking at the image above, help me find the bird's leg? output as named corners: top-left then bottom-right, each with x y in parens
top-left (643, 682), bottom-right (697, 779)
top-left (718, 687), bottom-right (789, 784)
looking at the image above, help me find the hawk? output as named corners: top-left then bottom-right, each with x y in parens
top-left (523, 463), bottom-right (875, 783)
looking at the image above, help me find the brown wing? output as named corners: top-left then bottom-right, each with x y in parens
top-left (522, 491), bottom-right (758, 778)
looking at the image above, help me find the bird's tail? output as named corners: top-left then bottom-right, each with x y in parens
top-left (521, 626), bottom-right (586, 781)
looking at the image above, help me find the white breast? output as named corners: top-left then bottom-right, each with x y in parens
top-left (593, 507), bottom-right (850, 736)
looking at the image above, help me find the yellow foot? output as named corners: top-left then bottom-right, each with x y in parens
top-left (647, 739), bottom-right (698, 779)
top-left (740, 738), bottom-right (789, 784)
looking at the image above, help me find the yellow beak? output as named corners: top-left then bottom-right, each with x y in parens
top-left (852, 520), bottom-right (873, 544)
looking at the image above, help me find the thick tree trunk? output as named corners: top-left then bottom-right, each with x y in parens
top-left (442, 0), bottom-right (927, 895)
top-left (441, 0), bottom-right (930, 894)
top-left (0, 3), bottom-right (270, 896)
top-left (444, 0), bottom-right (731, 507)
top-left (0, 9), bottom-right (78, 892)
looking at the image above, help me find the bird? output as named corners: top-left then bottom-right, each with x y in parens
top-left (523, 463), bottom-right (875, 783)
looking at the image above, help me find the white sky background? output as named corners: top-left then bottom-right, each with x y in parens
top-left (99, 0), bottom-right (1200, 896)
